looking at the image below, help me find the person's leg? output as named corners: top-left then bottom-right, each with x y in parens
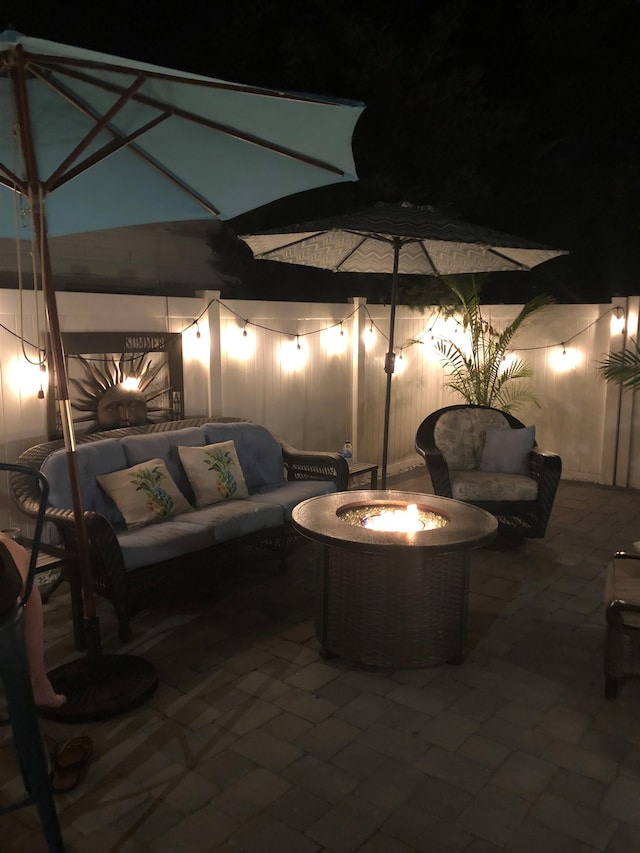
top-left (0, 535), bottom-right (65, 709)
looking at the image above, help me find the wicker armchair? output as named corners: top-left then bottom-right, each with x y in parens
top-left (604, 552), bottom-right (640, 699)
top-left (415, 404), bottom-right (562, 539)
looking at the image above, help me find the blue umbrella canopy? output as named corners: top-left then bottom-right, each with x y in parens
top-left (0, 29), bottom-right (363, 237)
top-left (0, 29), bottom-right (364, 707)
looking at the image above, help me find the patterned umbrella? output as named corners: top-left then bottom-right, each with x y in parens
top-left (241, 202), bottom-right (567, 485)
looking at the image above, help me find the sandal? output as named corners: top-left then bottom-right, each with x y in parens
top-left (50, 735), bottom-right (94, 794)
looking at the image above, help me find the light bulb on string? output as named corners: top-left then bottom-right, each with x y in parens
top-left (38, 362), bottom-right (46, 399)
top-left (611, 307), bottom-right (625, 335)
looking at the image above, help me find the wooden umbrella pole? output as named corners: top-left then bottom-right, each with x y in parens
top-left (11, 49), bottom-right (101, 656)
top-left (34, 193), bottom-right (100, 641)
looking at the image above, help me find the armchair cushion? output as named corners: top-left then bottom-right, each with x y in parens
top-left (434, 408), bottom-right (508, 470)
top-left (450, 470), bottom-right (538, 502)
top-left (480, 425), bottom-right (535, 476)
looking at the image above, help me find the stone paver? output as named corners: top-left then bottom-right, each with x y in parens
top-left (7, 476), bottom-right (640, 851)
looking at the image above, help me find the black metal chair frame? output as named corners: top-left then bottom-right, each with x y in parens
top-left (0, 463), bottom-right (65, 851)
top-left (415, 404), bottom-right (562, 539)
top-left (604, 551), bottom-right (640, 700)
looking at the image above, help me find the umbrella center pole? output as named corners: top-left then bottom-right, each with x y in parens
top-left (381, 240), bottom-right (402, 488)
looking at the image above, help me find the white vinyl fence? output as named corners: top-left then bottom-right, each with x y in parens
top-left (1, 287), bottom-right (637, 531)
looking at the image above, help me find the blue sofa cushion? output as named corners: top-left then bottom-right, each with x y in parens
top-left (121, 428), bottom-right (205, 503)
top-left (184, 500), bottom-right (284, 543)
top-left (42, 440), bottom-right (129, 528)
top-left (116, 514), bottom-right (214, 570)
top-left (250, 481), bottom-right (337, 521)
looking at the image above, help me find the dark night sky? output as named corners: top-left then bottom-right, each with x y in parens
top-left (4, 0), bottom-right (640, 304)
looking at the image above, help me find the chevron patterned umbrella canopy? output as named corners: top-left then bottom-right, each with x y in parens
top-left (241, 201), bottom-right (566, 275)
top-left (241, 202), bottom-right (567, 486)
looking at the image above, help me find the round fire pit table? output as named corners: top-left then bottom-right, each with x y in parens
top-left (292, 490), bottom-right (497, 668)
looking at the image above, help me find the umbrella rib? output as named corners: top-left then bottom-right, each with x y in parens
top-left (37, 61), bottom-right (348, 177)
top-left (486, 247), bottom-right (530, 270)
top-left (47, 113), bottom-right (169, 190)
top-left (0, 168), bottom-right (27, 194)
top-left (44, 73), bottom-right (147, 191)
top-left (333, 234), bottom-right (370, 271)
top-left (252, 232), bottom-right (327, 257)
top-left (28, 66), bottom-right (220, 215)
top-left (417, 241), bottom-right (440, 275)
top-left (60, 118), bottom-right (219, 216)
top-left (31, 53), bottom-right (355, 107)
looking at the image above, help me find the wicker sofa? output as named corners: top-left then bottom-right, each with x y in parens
top-left (10, 418), bottom-right (348, 642)
top-left (415, 404), bottom-right (562, 539)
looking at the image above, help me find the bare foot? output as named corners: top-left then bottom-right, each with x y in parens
top-left (32, 675), bottom-right (66, 709)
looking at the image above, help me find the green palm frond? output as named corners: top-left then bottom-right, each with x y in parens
top-left (598, 339), bottom-right (640, 390)
top-left (435, 275), bottom-right (552, 412)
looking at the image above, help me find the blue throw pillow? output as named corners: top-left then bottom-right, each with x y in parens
top-left (479, 425), bottom-right (535, 475)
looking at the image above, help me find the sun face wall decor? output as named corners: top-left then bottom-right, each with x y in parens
top-left (46, 332), bottom-right (184, 439)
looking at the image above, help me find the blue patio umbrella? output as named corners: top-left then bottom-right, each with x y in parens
top-left (0, 29), bottom-right (363, 720)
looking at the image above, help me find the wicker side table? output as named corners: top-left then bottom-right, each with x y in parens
top-left (292, 490), bottom-right (497, 668)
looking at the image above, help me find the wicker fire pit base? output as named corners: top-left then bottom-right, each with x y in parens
top-left (293, 490), bottom-right (497, 669)
top-left (314, 544), bottom-right (469, 668)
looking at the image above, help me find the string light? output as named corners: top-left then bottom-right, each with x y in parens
top-left (37, 362), bottom-right (46, 399)
top-left (611, 306), bottom-right (625, 335)
top-left (1, 298), bottom-right (627, 373)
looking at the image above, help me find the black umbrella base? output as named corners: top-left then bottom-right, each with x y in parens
top-left (38, 654), bottom-right (158, 723)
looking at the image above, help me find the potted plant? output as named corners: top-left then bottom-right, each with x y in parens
top-left (434, 276), bottom-right (553, 413)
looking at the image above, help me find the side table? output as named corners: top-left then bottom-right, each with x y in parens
top-left (347, 461), bottom-right (378, 489)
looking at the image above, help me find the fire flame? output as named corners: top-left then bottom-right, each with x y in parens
top-left (363, 503), bottom-right (425, 532)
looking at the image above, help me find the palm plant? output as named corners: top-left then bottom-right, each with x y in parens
top-left (435, 276), bottom-right (553, 412)
top-left (597, 339), bottom-right (640, 390)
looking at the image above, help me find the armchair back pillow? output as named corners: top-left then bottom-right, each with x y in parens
top-left (479, 425), bottom-right (535, 476)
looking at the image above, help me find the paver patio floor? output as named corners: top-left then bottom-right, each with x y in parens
top-left (3, 471), bottom-right (640, 852)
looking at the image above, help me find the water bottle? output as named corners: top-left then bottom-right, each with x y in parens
top-left (342, 440), bottom-right (353, 462)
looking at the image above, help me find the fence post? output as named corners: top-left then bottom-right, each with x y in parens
top-left (611, 296), bottom-right (639, 486)
top-left (350, 296), bottom-right (367, 461)
top-left (202, 291), bottom-right (222, 415)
